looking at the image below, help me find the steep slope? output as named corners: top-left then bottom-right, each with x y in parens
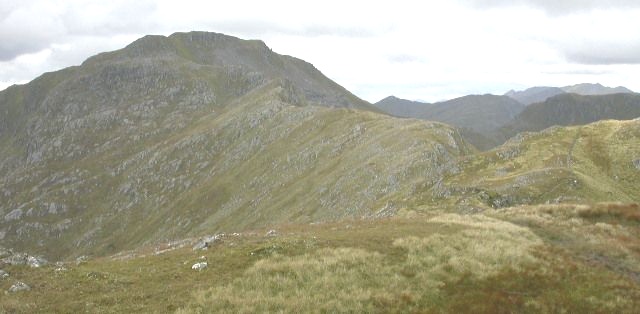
top-left (0, 32), bottom-right (471, 260)
top-left (562, 83), bottom-right (634, 95)
top-left (505, 86), bottom-right (566, 105)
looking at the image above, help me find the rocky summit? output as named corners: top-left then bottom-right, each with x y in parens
top-left (1, 32), bottom-right (639, 313)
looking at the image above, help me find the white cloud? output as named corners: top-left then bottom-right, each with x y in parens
top-left (1, 0), bottom-right (639, 102)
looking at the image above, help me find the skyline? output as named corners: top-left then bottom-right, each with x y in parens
top-left (1, 0), bottom-right (640, 102)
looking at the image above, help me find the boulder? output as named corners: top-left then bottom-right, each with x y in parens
top-left (8, 282), bottom-right (30, 293)
top-left (27, 256), bottom-right (48, 268)
top-left (191, 262), bottom-right (208, 271)
top-left (0, 269), bottom-right (8, 279)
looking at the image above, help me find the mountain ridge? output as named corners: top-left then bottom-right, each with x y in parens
top-left (0, 32), bottom-right (469, 259)
top-left (505, 83), bottom-right (635, 105)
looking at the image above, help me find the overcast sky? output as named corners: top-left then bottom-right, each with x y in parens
top-left (1, 0), bottom-right (640, 102)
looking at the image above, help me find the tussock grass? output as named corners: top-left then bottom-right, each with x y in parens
top-left (179, 214), bottom-right (543, 313)
top-left (3, 212), bottom-right (638, 313)
top-left (576, 202), bottom-right (640, 222)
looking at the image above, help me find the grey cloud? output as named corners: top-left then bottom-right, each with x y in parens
top-left (565, 51), bottom-right (640, 65)
top-left (463, 0), bottom-right (640, 14)
top-left (0, 2), bottom-right (66, 60)
top-left (60, 1), bottom-right (160, 36)
top-left (560, 42), bottom-right (640, 65)
top-left (0, 37), bottom-right (49, 61)
top-left (0, 0), bottom-right (158, 61)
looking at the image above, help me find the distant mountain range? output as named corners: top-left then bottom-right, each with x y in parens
top-left (497, 93), bottom-right (640, 142)
top-left (505, 83), bottom-right (634, 105)
top-left (375, 94), bottom-right (524, 134)
top-left (374, 83), bottom-right (639, 149)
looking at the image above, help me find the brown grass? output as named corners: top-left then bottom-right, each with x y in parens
top-left (576, 203), bottom-right (640, 222)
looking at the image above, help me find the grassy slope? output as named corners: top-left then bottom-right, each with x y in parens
top-left (443, 119), bottom-right (640, 210)
top-left (1, 205), bottom-right (638, 313)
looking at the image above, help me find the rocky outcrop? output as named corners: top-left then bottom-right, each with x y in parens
top-left (0, 248), bottom-right (48, 268)
top-left (192, 234), bottom-right (224, 250)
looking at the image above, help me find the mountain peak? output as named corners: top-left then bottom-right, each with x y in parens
top-left (71, 31), bottom-right (372, 111)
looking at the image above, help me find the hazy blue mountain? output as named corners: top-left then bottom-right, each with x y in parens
top-left (562, 83), bottom-right (634, 95)
top-left (505, 86), bottom-right (566, 105)
top-left (374, 94), bottom-right (525, 149)
top-left (372, 96), bottom-right (432, 117)
top-left (505, 83), bottom-right (634, 105)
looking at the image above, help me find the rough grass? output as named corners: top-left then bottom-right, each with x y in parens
top-left (575, 202), bottom-right (640, 221)
top-left (178, 214), bottom-right (618, 313)
top-left (2, 210), bottom-right (639, 313)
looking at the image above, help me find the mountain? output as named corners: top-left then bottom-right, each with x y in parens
top-left (505, 86), bottom-right (566, 105)
top-left (420, 94), bottom-right (525, 134)
top-left (505, 83), bottom-right (634, 105)
top-left (562, 83), bottom-right (634, 95)
top-left (498, 93), bottom-right (640, 141)
top-left (373, 94), bottom-right (524, 149)
top-left (372, 96), bottom-right (430, 117)
top-left (374, 89), bottom-right (640, 151)
top-left (3, 113), bottom-right (640, 313)
top-left (2, 31), bottom-right (640, 313)
top-left (0, 31), bottom-right (470, 259)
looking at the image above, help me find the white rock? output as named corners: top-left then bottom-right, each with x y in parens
top-left (8, 282), bottom-right (30, 292)
top-left (191, 262), bottom-right (208, 271)
top-left (75, 255), bottom-right (89, 265)
top-left (27, 256), bottom-right (48, 268)
top-left (265, 229), bottom-right (277, 237)
top-left (0, 269), bottom-right (8, 279)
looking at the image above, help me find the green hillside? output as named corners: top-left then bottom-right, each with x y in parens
top-left (0, 32), bottom-right (470, 260)
top-left (1, 31), bottom-right (639, 313)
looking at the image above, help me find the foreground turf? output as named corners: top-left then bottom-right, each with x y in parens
top-left (2, 205), bottom-right (638, 313)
